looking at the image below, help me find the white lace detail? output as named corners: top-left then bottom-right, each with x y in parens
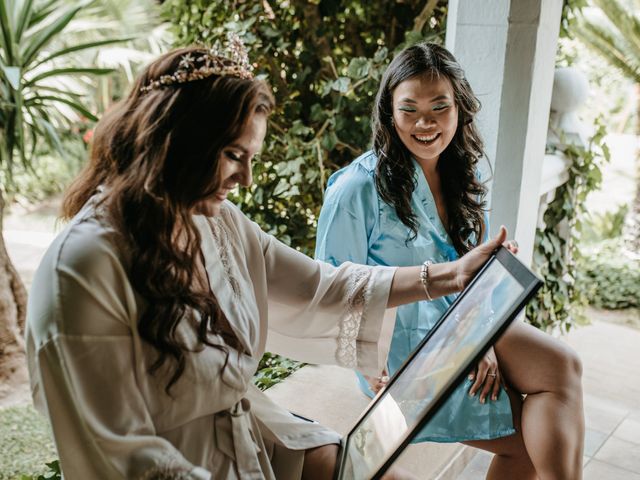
top-left (206, 215), bottom-right (241, 299)
top-left (336, 265), bottom-right (372, 368)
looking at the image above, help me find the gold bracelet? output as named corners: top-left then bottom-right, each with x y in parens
top-left (420, 260), bottom-right (433, 301)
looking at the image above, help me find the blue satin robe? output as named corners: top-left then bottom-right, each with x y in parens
top-left (315, 151), bottom-right (515, 442)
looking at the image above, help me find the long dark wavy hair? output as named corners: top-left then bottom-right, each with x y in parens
top-left (372, 42), bottom-right (488, 255)
top-left (62, 47), bottom-right (274, 393)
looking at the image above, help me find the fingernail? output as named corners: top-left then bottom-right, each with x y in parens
top-left (469, 391), bottom-right (476, 397)
top-left (468, 374), bottom-right (474, 380)
top-left (492, 395), bottom-right (497, 401)
top-left (480, 397), bottom-right (485, 404)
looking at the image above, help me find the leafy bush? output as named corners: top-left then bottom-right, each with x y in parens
top-left (578, 238), bottom-right (640, 309)
top-left (2, 136), bottom-right (88, 205)
top-left (581, 204), bottom-right (628, 244)
top-left (19, 461), bottom-right (60, 480)
top-left (163, 0), bottom-right (447, 255)
top-left (253, 353), bottom-right (305, 391)
top-left (526, 122), bottom-right (609, 332)
top-left (162, 0), bottom-right (448, 386)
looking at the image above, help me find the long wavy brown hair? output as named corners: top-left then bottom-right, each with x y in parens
top-left (372, 42), bottom-right (489, 255)
top-left (62, 47), bottom-right (274, 393)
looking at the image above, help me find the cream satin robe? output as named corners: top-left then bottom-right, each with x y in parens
top-left (26, 196), bottom-right (397, 479)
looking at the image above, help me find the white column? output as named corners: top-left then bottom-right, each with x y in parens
top-left (446, 0), bottom-right (563, 265)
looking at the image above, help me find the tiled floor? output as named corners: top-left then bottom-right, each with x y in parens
top-left (459, 319), bottom-right (640, 479)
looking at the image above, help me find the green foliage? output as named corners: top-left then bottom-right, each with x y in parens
top-left (578, 238), bottom-right (640, 309)
top-left (252, 352), bottom-right (305, 391)
top-left (0, 0), bottom-right (129, 184)
top-left (580, 203), bottom-right (628, 244)
top-left (3, 135), bottom-right (87, 203)
top-left (573, 0), bottom-right (640, 85)
top-left (19, 461), bottom-right (61, 480)
top-left (163, 0), bottom-right (447, 255)
top-left (560, 0), bottom-right (589, 39)
top-left (526, 120), bottom-right (610, 332)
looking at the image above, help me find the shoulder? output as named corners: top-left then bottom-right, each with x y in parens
top-left (53, 207), bottom-right (126, 281)
top-left (324, 151), bottom-right (379, 205)
top-left (27, 205), bottom-right (132, 341)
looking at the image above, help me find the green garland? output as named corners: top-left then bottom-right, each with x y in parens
top-left (525, 119), bottom-right (609, 332)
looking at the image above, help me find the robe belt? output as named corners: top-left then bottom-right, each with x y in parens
top-left (215, 398), bottom-right (264, 479)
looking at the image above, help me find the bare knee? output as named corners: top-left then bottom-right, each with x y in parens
top-left (302, 444), bottom-right (338, 480)
top-left (559, 344), bottom-right (583, 384)
top-left (549, 344), bottom-right (584, 405)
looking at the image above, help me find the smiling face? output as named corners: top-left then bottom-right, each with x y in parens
top-left (391, 73), bottom-right (458, 167)
top-left (193, 112), bottom-right (268, 216)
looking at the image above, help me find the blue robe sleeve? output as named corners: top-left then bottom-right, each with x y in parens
top-left (315, 165), bottom-right (379, 267)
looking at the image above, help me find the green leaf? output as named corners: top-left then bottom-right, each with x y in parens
top-left (321, 131), bottom-right (338, 151)
top-left (14, 0), bottom-right (35, 42)
top-left (1, 65), bottom-right (20, 89)
top-left (347, 57), bottom-right (370, 79)
top-left (331, 77), bottom-right (351, 93)
top-left (32, 37), bottom-right (135, 70)
top-left (21, 1), bottom-right (92, 68)
top-left (373, 46), bottom-right (388, 63)
top-left (0, 0), bottom-right (14, 62)
top-left (25, 67), bottom-right (114, 87)
top-left (26, 95), bottom-right (98, 121)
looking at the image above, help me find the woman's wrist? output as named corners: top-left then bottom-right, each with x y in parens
top-left (388, 260), bottom-right (463, 308)
top-left (425, 261), bottom-right (461, 298)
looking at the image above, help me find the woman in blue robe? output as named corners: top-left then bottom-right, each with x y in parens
top-left (315, 43), bottom-right (585, 479)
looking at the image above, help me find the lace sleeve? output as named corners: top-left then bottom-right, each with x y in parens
top-left (336, 266), bottom-right (372, 368)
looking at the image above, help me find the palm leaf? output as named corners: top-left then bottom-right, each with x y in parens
top-left (575, 17), bottom-right (640, 82)
top-left (32, 110), bottom-right (64, 157)
top-left (592, 0), bottom-right (640, 58)
top-left (0, 0), bottom-right (15, 63)
top-left (25, 67), bottom-right (114, 87)
top-left (25, 94), bottom-right (98, 121)
top-left (31, 37), bottom-right (135, 69)
top-left (1, 65), bottom-right (21, 90)
top-left (13, 88), bottom-right (27, 167)
top-left (28, 0), bottom-right (60, 27)
top-left (21, 1), bottom-right (93, 68)
top-left (33, 85), bottom-right (85, 99)
top-left (13, 0), bottom-right (34, 42)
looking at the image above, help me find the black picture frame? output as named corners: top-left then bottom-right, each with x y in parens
top-left (335, 247), bottom-right (542, 480)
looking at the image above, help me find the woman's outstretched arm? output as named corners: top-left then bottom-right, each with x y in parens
top-left (387, 226), bottom-right (507, 307)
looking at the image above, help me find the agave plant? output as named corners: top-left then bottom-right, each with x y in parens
top-left (574, 0), bottom-right (640, 255)
top-left (0, 0), bottom-right (131, 171)
top-left (0, 0), bottom-right (128, 393)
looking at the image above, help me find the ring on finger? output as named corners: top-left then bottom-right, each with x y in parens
top-left (487, 372), bottom-right (497, 378)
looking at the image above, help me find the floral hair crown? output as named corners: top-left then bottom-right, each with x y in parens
top-left (140, 33), bottom-right (254, 94)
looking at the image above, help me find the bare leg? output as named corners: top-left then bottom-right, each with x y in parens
top-left (493, 321), bottom-right (584, 480)
top-left (303, 444), bottom-right (338, 480)
top-left (464, 390), bottom-right (538, 479)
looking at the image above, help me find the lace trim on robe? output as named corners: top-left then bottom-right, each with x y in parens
top-left (206, 215), bottom-right (241, 299)
top-left (336, 265), bottom-right (372, 368)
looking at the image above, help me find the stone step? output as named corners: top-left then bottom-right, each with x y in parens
top-left (264, 364), bottom-right (474, 479)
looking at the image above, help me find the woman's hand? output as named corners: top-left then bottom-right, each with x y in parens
top-left (468, 346), bottom-right (504, 403)
top-left (365, 368), bottom-right (389, 394)
top-left (454, 226), bottom-right (507, 290)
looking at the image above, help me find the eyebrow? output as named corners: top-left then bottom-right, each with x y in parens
top-left (398, 94), bottom-right (451, 104)
top-left (227, 143), bottom-right (249, 154)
